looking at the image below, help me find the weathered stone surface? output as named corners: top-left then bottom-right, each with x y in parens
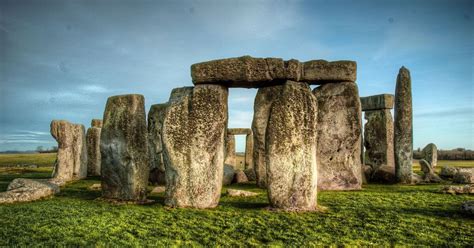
top-left (244, 133), bottom-right (254, 169)
top-left (86, 127), bottom-right (101, 176)
top-left (227, 128), bottom-right (252, 135)
top-left (151, 186), bottom-right (166, 194)
top-left (244, 168), bottom-right (256, 181)
top-left (411, 174), bottom-right (423, 184)
top-left (421, 143), bottom-right (438, 169)
top-left (252, 85), bottom-right (283, 188)
top-left (163, 85), bottom-right (228, 208)
top-left (169, 87), bottom-right (194, 101)
top-left (223, 164), bottom-right (236, 186)
top-left (440, 166), bottom-right (458, 179)
top-left (50, 120), bottom-right (87, 182)
top-left (453, 170), bottom-right (474, 184)
top-left (419, 159), bottom-right (442, 183)
top-left (461, 201), bottom-right (474, 215)
top-left (370, 164), bottom-right (396, 183)
top-left (89, 183), bottom-right (101, 190)
top-left (101, 94), bottom-right (149, 202)
top-left (360, 94), bottom-right (394, 111)
top-left (191, 56), bottom-right (301, 87)
top-left (364, 109), bottom-right (395, 183)
top-left (91, 119), bottom-right (103, 128)
top-left (394, 66), bottom-right (413, 184)
top-left (227, 189), bottom-right (259, 197)
top-left (266, 81), bottom-right (318, 211)
top-left (234, 170), bottom-right (248, 183)
top-left (313, 82), bottom-right (362, 190)
top-left (148, 103), bottom-right (168, 185)
top-left (224, 134), bottom-right (236, 166)
top-left (0, 178), bottom-right (60, 204)
top-left (303, 60), bottom-right (357, 83)
top-left (440, 185), bottom-right (473, 195)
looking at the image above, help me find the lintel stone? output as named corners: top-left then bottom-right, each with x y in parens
top-left (227, 128), bottom-right (252, 135)
top-left (360, 94), bottom-right (394, 111)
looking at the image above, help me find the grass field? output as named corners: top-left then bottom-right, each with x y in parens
top-left (0, 154), bottom-right (473, 246)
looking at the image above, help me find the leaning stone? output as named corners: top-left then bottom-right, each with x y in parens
top-left (224, 134), bottom-right (236, 166)
top-left (461, 201), bottom-right (474, 215)
top-left (302, 60), bottom-right (357, 83)
top-left (440, 185), bottom-right (474, 195)
top-left (91, 119), bottom-right (103, 128)
top-left (419, 159), bottom-right (442, 183)
top-left (148, 103), bottom-right (168, 185)
top-left (86, 126), bottom-right (101, 176)
top-left (50, 120), bottom-right (88, 182)
top-left (266, 81), bottom-right (318, 211)
top-left (252, 85), bottom-right (283, 188)
top-left (313, 82), bottom-right (363, 190)
top-left (101, 94), bottom-right (149, 202)
top-left (227, 189), bottom-right (259, 197)
top-left (394, 66), bottom-right (413, 184)
top-left (234, 170), bottom-right (248, 183)
top-left (0, 178), bottom-right (60, 204)
top-left (421, 143), bottom-right (438, 169)
top-left (360, 94), bottom-right (394, 111)
top-left (223, 164), bottom-right (236, 186)
top-left (163, 85), bottom-right (228, 208)
top-left (439, 166), bottom-right (458, 179)
top-left (244, 168), bottom-right (256, 181)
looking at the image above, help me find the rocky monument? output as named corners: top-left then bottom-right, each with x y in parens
top-left (100, 94), bottom-right (149, 202)
top-left (421, 143), bottom-right (437, 169)
top-left (86, 119), bottom-right (102, 176)
top-left (148, 103), bottom-right (168, 185)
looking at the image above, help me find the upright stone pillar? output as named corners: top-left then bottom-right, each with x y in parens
top-left (244, 133), bottom-right (253, 169)
top-left (162, 85), bottom-right (228, 208)
top-left (266, 81), bottom-right (318, 211)
top-left (313, 81), bottom-right (362, 190)
top-left (86, 119), bottom-right (102, 176)
top-left (252, 85), bottom-right (283, 188)
top-left (50, 120), bottom-right (87, 182)
top-left (224, 134), bottom-right (236, 166)
top-left (394, 66), bottom-right (413, 184)
top-left (421, 143), bottom-right (437, 168)
top-left (100, 94), bottom-right (149, 201)
top-left (148, 103), bottom-right (168, 185)
top-left (360, 94), bottom-right (395, 183)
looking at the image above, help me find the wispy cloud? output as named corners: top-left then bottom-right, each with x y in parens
top-left (415, 107), bottom-right (473, 118)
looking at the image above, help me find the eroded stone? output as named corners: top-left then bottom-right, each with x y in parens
top-left (0, 178), bottom-right (60, 204)
top-left (86, 126), bottom-right (101, 176)
top-left (360, 94), bottom-right (394, 111)
top-left (148, 103), bottom-right (169, 185)
top-left (303, 60), bottom-right (356, 83)
top-left (421, 143), bottom-right (438, 169)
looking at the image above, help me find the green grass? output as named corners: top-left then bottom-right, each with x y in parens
top-left (0, 154), bottom-right (473, 246)
top-left (0, 153), bottom-right (56, 167)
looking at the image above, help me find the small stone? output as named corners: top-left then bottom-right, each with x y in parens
top-left (0, 178), bottom-right (60, 204)
top-left (360, 94), bottom-right (394, 111)
top-left (234, 170), bottom-right (248, 183)
top-left (421, 143), bottom-right (438, 168)
top-left (440, 185), bottom-right (473, 194)
top-left (151, 186), bottom-right (166, 194)
top-left (227, 189), bottom-right (259, 197)
top-left (89, 183), bottom-right (101, 190)
top-left (223, 164), bottom-right (235, 186)
top-left (302, 60), bottom-right (357, 83)
top-left (461, 201), bottom-right (474, 215)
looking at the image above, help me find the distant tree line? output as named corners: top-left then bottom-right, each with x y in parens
top-left (36, 146), bottom-right (58, 153)
top-left (413, 148), bottom-right (474, 160)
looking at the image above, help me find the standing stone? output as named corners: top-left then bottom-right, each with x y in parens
top-left (394, 66), bottom-right (413, 184)
top-left (100, 94), bottom-right (149, 202)
top-left (313, 82), bottom-right (363, 190)
top-left (148, 103), bottom-right (169, 185)
top-left (50, 120), bottom-right (88, 182)
top-left (162, 85), bottom-right (228, 208)
top-left (266, 81), bottom-right (318, 211)
top-left (224, 134), bottom-right (236, 166)
top-left (244, 133), bottom-right (253, 169)
top-left (421, 143), bottom-right (437, 169)
top-left (251, 85), bottom-right (283, 188)
top-left (364, 109), bottom-right (395, 182)
top-left (86, 121), bottom-right (101, 176)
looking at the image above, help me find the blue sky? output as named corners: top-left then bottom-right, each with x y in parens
top-left (0, 0), bottom-right (472, 152)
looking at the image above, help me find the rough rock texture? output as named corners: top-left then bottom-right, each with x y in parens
top-left (266, 81), bottom-right (318, 211)
top-left (89, 183), bottom-right (101, 190)
top-left (227, 128), bottom-right (252, 135)
top-left (151, 186), bottom-right (166, 194)
top-left (360, 94), bottom-right (394, 111)
top-left (421, 143), bottom-right (438, 169)
top-left (461, 201), bottom-right (474, 215)
top-left (440, 166), bottom-right (458, 179)
top-left (419, 159), bottom-right (442, 183)
top-left (50, 120), bottom-right (88, 182)
top-left (244, 168), bottom-right (256, 181)
top-left (86, 126), bottom-right (101, 176)
top-left (148, 103), bottom-right (169, 185)
top-left (363, 109), bottom-right (395, 183)
top-left (252, 85), bottom-right (283, 188)
top-left (394, 66), bottom-right (413, 184)
top-left (223, 164), bottom-right (236, 186)
top-left (234, 170), bottom-right (248, 183)
top-left (370, 164), bottom-right (396, 183)
top-left (227, 189), bottom-right (259, 197)
top-left (101, 94), bottom-right (149, 202)
top-left (245, 133), bottom-right (254, 169)
top-left (224, 134), bottom-right (236, 166)
top-left (91, 119), bottom-right (103, 128)
top-left (302, 60), bottom-right (357, 83)
top-left (162, 85), bottom-right (228, 208)
top-left (0, 178), bottom-right (60, 204)
top-left (313, 82), bottom-right (362, 190)
top-left (191, 56), bottom-right (301, 87)
top-left (440, 185), bottom-right (474, 195)
top-left (453, 171), bottom-right (474, 184)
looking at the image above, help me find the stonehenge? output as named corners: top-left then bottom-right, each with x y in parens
top-left (360, 94), bottom-right (395, 183)
top-left (394, 66), bottom-right (413, 184)
top-left (100, 94), bottom-right (149, 202)
top-left (86, 119), bottom-right (102, 176)
top-left (50, 120), bottom-right (88, 182)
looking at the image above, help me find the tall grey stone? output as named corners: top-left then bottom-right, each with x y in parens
top-left (86, 124), bottom-right (101, 176)
top-left (252, 85), bottom-right (283, 188)
top-left (162, 85), bottom-right (228, 208)
top-left (100, 94), bottom-right (149, 201)
top-left (421, 143), bottom-right (437, 169)
top-left (224, 134), bottom-right (236, 166)
top-left (148, 103), bottom-right (169, 185)
top-left (50, 120), bottom-right (87, 182)
top-left (266, 81), bottom-right (318, 211)
top-left (394, 66), bottom-right (413, 184)
top-left (313, 82), bottom-right (362, 190)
